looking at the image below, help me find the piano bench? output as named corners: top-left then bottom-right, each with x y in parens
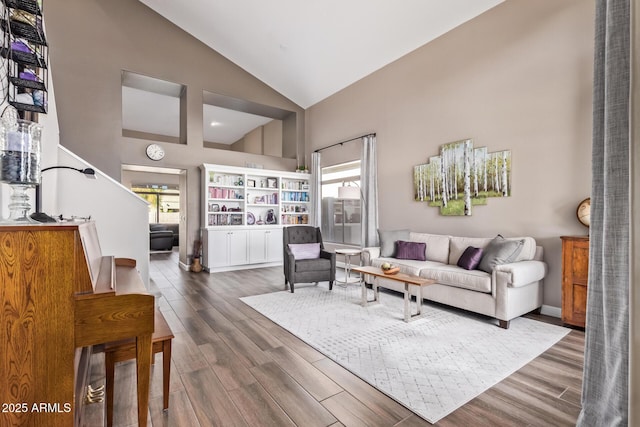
top-left (102, 310), bottom-right (174, 427)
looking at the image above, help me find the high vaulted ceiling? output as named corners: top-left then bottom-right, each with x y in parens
top-left (138, 0), bottom-right (504, 109)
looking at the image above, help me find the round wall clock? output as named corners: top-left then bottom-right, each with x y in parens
top-left (146, 143), bottom-right (165, 161)
top-left (576, 197), bottom-right (590, 227)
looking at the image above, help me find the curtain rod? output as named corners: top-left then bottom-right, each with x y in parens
top-left (314, 132), bottom-right (376, 153)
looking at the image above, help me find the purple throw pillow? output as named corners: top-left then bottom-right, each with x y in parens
top-left (395, 240), bottom-right (426, 261)
top-left (457, 246), bottom-right (484, 270)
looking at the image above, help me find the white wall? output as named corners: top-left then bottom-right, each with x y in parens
top-left (55, 146), bottom-right (150, 285)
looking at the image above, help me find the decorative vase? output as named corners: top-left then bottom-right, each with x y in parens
top-left (190, 257), bottom-right (203, 273)
top-left (191, 239), bottom-right (203, 272)
top-left (0, 119), bottom-right (42, 222)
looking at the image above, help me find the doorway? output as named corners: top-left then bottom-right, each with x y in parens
top-left (121, 165), bottom-right (185, 260)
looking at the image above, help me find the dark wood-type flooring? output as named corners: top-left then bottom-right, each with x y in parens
top-left (83, 250), bottom-right (584, 426)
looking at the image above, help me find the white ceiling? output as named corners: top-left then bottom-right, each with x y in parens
top-left (138, 0), bottom-right (504, 109)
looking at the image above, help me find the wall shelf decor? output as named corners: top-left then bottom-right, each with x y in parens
top-left (414, 139), bottom-right (511, 216)
top-left (1, 0), bottom-right (49, 116)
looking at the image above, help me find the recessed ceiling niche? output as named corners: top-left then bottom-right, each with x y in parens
top-left (202, 91), bottom-right (297, 159)
top-left (122, 71), bottom-right (186, 144)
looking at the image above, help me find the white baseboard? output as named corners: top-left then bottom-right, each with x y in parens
top-left (540, 305), bottom-right (561, 318)
top-left (203, 261), bottom-right (282, 273)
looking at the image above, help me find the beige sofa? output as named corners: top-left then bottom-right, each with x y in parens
top-left (361, 232), bottom-right (547, 328)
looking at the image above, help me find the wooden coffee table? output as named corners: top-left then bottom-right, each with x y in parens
top-left (352, 266), bottom-right (436, 322)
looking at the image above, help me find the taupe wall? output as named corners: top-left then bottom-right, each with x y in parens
top-left (45, 0), bottom-right (303, 264)
top-left (231, 121), bottom-right (284, 156)
top-left (306, 0), bottom-right (594, 309)
top-left (233, 127), bottom-right (263, 154)
top-left (264, 120), bottom-right (284, 157)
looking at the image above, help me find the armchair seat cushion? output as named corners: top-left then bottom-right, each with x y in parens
top-left (295, 257), bottom-right (332, 272)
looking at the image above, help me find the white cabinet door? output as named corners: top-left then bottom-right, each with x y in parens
top-left (249, 230), bottom-right (267, 264)
top-left (206, 229), bottom-right (229, 268)
top-left (249, 229), bottom-right (283, 264)
top-left (227, 230), bottom-right (249, 266)
top-left (265, 228), bottom-right (283, 263)
top-left (205, 229), bottom-right (248, 268)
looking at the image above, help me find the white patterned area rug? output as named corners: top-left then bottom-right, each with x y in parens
top-left (240, 283), bottom-right (570, 423)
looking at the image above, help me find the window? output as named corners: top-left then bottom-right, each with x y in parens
top-left (132, 185), bottom-right (180, 224)
top-left (321, 160), bottom-right (361, 246)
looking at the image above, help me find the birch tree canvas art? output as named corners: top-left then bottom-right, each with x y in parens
top-left (414, 139), bottom-right (511, 216)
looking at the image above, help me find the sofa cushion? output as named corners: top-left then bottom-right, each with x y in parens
top-left (371, 257), bottom-right (442, 277)
top-left (448, 235), bottom-right (538, 265)
top-left (478, 235), bottom-right (524, 273)
top-left (295, 257), bottom-right (332, 272)
top-left (395, 240), bottom-right (426, 261)
top-left (150, 223), bottom-right (168, 232)
top-left (378, 229), bottom-right (410, 257)
top-left (419, 265), bottom-right (492, 293)
top-left (151, 223), bottom-right (179, 246)
top-left (288, 243), bottom-right (320, 260)
top-left (511, 237), bottom-right (537, 262)
top-left (457, 246), bottom-right (483, 270)
top-left (408, 232), bottom-right (450, 264)
top-left (448, 236), bottom-right (493, 264)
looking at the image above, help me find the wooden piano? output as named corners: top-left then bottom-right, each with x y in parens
top-left (0, 222), bottom-right (155, 426)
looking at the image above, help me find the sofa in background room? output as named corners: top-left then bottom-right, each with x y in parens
top-left (149, 223), bottom-right (179, 251)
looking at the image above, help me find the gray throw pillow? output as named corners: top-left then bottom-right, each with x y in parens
top-left (378, 229), bottom-right (410, 257)
top-left (478, 235), bottom-right (525, 273)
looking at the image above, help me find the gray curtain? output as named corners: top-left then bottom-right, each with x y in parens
top-left (311, 152), bottom-right (322, 228)
top-left (577, 0), bottom-right (630, 425)
top-left (360, 134), bottom-right (379, 248)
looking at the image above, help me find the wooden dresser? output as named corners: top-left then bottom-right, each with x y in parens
top-left (560, 235), bottom-right (589, 328)
top-left (0, 222), bottom-right (154, 426)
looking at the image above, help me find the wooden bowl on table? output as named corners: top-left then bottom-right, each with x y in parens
top-left (382, 266), bottom-right (400, 275)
